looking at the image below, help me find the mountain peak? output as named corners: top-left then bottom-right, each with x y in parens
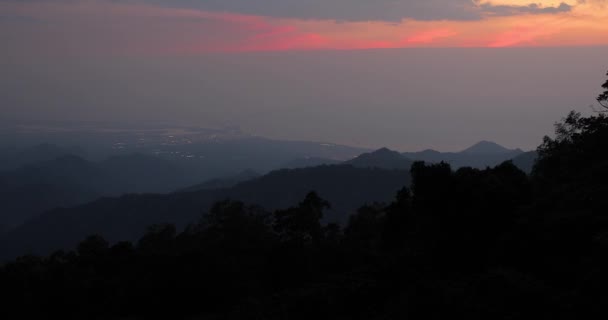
top-left (372, 147), bottom-right (398, 155)
top-left (461, 141), bottom-right (514, 154)
top-left (345, 148), bottom-right (412, 170)
top-left (418, 149), bottom-right (441, 155)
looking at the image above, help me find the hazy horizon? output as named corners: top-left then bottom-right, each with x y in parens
top-left (0, 117), bottom-right (541, 153)
top-left (2, 0), bottom-right (608, 151)
top-left (3, 46), bottom-right (608, 152)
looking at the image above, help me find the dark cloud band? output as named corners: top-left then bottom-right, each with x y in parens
top-left (0, 0), bottom-right (575, 21)
top-left (480, 2), bottom-right (572, 17)
top-left (143, 0), bottom-right (574, 21)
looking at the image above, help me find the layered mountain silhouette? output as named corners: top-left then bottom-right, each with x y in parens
top-left (280, 142), bottom-right (532, 171)
top-left (280, 148), bottom-right (412, 170)
top-left (0, 140), bottom-right (533, 232)
top-left (0, 155), bottom-right (103, 228)
top-left (280, 156), bottom-right (340, 169)
top-left (0, 143), bottom-right (86, 171)
top-left (345, 147), bottom-right (414, 170)
top-left (0, 153), bottom-right (197, 229)
top-left (0, 165), bottom-right (410, 259)
top-left (176, 169), bottom-right (260, 193)
top-left (0, 136), bottom-right (370, 183)
top-left (461, 140), bottom-right (521, 154)
top-left (0, 139), bottom-right (536, 259)
top-left (403, 141), bottom-right (528, 170)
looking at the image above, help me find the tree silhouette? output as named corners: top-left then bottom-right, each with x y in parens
top-left (410, 161), bottom-right (452, 212)
top-left (533, 110), bottom-right (608, 212)
top-left (273, 191), bottom-right (330, 245)
top-left (344, 203), bottom-right (385, 253)
top-left (137, 223), bottom-right (176, 255)
top-left (77, 234), bottom-right (109, 257)
top-left (196, 200), bottom-right (273, 253)
top-left (598, 70), bottom-right (608, 109)
top-left (382, 187), bottom-right (413, 251)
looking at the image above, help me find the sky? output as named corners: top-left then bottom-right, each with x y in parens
top-left (1, 0), bottom-right (608, 151)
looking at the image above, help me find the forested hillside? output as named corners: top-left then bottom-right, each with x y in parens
top-left (3, 106), bottom-right (608, 318)
top-left (2, 71), bottom-right (608, 319)
top-left (0, 165), bottom-right (410, 259)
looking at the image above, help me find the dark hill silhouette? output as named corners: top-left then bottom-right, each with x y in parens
top-left (176, 169), bottom-right (260, 192)
top-left (3, 155), bottom-right (101, 187)
top-left (0, 164), bottom-right (410, 259)
top-left (461, 140), bottom-right (521, 154)
top-left (227, 165), bottom-right (409, 217)
top-left (0, 155), bottom-right (104, 228)
top-left (280, 156), bottom-right (340, 169)
top-left (99, 153), bottom-right (191, 193)
top-left (0, 153), bottom-right (220, 229)
top-left (0, 143), bottom-right (86, 172)
top-left (403, 141), bottom-right (525, 169)
top-left (284, 147), bottom-right (414, 170)
top-left (345, 147), bottom-right (414, 170)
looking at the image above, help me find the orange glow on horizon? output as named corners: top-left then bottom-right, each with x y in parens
top-left (1, 0), bottom-right (607, 55)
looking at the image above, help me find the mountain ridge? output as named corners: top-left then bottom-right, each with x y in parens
top-left (345, 147), bottom-right (413, 170)
top-left (461, 140), bottom-right (521, 154)
top-left (0, 164), bottom-right (412, 259)
top-left (403, 141), bottom-right (526, 169)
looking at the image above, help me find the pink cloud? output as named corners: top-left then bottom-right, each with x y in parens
top-left (402, 29), bottom-right (458, 45)
top-left (485, 17), bottom-right (566, 47)
top-left (0, 0), bottom-right (606, 56)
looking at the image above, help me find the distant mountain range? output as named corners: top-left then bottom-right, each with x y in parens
top-left (461, 140), bottom-right (522, 154)
top-left (0, 143), bottom-right (86, 171)
top-left (345, 147), bottom-right (414, 170)
top-left (285, 141), bottom-right (535, 172)
top-left (0, 139), bottom-right (368, 229)
top-left (176, 169), bottom-right (260, 193)
top-left (0, 139), bottom-right (538, 260)
top-left (1, 131), bottom-right (370, 177)
top-left (280, 157), bottom-right (341, 169)
top-left (403, 141), bottom-right (530, 170)
top-left (0, 140), bottom-right (536, 229)
top-left (0, 153), bottom-right (195, 229)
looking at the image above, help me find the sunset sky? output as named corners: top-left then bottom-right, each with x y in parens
top-left (1, 0), bottom-right (608, 150)
top-left (1, 0), bottom-right (607, 54)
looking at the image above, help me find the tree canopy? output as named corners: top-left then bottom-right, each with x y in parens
top-left (598, 70), bottom-right (608, 109)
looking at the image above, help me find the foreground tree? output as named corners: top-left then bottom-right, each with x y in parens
top-left (533, 110), bottom-right (608, 212)
top-left (273, 192), bottom-right (330, 245)
top-left (598, 70), bottom-right (608, 109)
